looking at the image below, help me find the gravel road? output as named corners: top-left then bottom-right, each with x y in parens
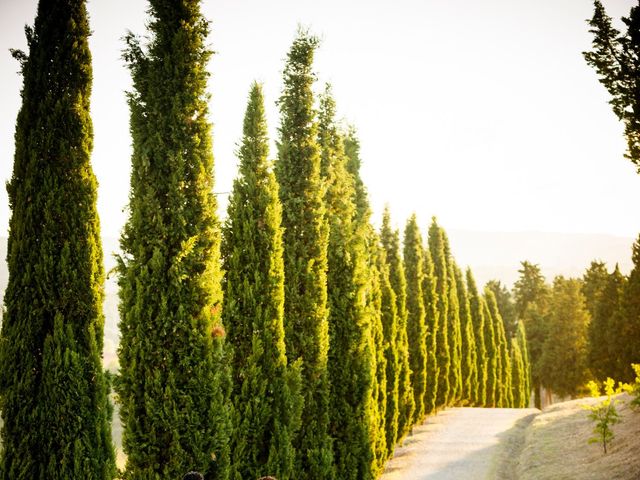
top-left (381, 407), bottom-right (539, 480)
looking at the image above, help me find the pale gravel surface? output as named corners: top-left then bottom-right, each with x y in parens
top-left (381, 407), bottom-right (539, 480)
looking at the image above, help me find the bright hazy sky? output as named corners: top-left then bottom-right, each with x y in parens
top-left (1, 0), bottom-right (640, 239)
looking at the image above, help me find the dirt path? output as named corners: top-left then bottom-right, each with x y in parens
top-left (381, 407), bottom-right (539, 480)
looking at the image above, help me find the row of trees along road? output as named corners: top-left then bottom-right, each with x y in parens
top-left (0, 0), bottom-right (531, 479)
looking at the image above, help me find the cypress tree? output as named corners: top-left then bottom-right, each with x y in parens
top-left (621, 236), bottom-right (640, 383)
top-left (0, 1), bottom-right (115, 477)
top-left (403, 214), bottom-right (428, 423)
top-left (589, 265), bottom-right (625, 381)
top-left (466, 269), bottom-right (487, 406)
top-left (344, 128), bottom-right (388, 469)
top-left (380, 208), bottom-right (414, 439)
top-left (275, 30), bottom-right (333, 478)
top-left (482, 293), bottom-right (498, 407)
top-left (516, 321), bottom-right (531, 407)
top-left (443, 232), bottom-right (463, 404)
top-left (116, 1), bottom-right (231, 477)
top-left (319, 87), bottom-right (376, 480)
top-left (487, 291), bottom-right (513, 408)
top-left (454, 264), bottom-right (477, 405)
top-left (422, 245), bottom-right (439, 414)
top-left (510, 338), bottom-right (527, 408)
top-left (222, 83), bottom-right (302, 480)
top-left (428, 218), bottom-right (450, 408)
top-left (486, 280), bottom-right (517, 340)
top-left (539, 277), bottom-right (590, 398)
top-left (582, 261), bottom-right (609, 320)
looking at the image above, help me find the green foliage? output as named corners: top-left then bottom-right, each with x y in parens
top-left (455, 265), bottom-right (477, 405)
top-left (429, 218), bottom-right (451, 408)
top-left (486, 290), bottom-right (513, 407)
top-left (422, 247), bottom-right (440, 414)
top-left (222, 83), bottom-right (302, 480)
top-left (380, 208), bottom-right (414, 438)
top-left (582, 260), bottom-right (609, 319)
top-left (482, 292), bottom-right (498, 407)
top-left (630, 364), bottom-right (640, 409)
top-left (540, 277), bottom-right (590, 399)
top-left (466, 269), bottom-right (487, 406)
top-left (486, 280), bottom-right (517, 339)
top-left (516, 321), bottom-right (531, 406)
top-left (514, 261), bottom-right (550, 408)
top-left (620, 236), bottom-right (640, 383)
top-left (319, 87), bottom-right (376, 480)
top-left (403, 215), bottom-right (428, 423)
top-left (584, 1), bottom-right (640, 169)
top-left (0, 1), bottom-right (115, 477)
top-left (443, 233), bottom-right (463, 405)
top-left (586, 378), bottom-right (621, 454)
top-left (116, 1), bottom-right (231, 477)
top-left (275, 30), bottom-right (334, 479)
top-left (510, 338), bottom-right (527, 408)
top-left (589, 265), bottom-right (626, 381)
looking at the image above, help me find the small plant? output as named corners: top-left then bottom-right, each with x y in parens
top-left (586, 378), bottom-right (620, 454)
top-left (631, 364), bottom-right (640, 409)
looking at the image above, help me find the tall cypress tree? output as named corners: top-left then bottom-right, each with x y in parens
top-left (482, 293), bottom-right (498, 407)
top-left (487, 291), bottom-right (513, 408)
top-left (466, 269), bottom-right (487, 406)
top-left (275, 30), bottom-right (333, 478)
top-left (344, 128), bottom-right (388, 470)
top-left (222, 83), bottom-right (302, 480)
top-left (516, 321), bottom-right (531, 407)
top-left (510, 338), bottom-right (527, 409)
top-left (116, 1), bottom-right (231, 477)
top-left (429, 218), bottom-right (450, 408)
top-left (319, 87), bottom-right (376, 480)
top-left (443, 232), bottom-right (463, 405)
top-left (0, 1), bottom-right (115, 477)
top-left (422, 245), bottom-right (439, 414)
top-left (380, 208), bottom-right (414, 439)
top-left (403, 214), bottom-right (428, 423)
top-left (454, 264), bottom-right (477, 405)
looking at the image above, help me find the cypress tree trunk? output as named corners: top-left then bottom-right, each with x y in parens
top-left (381, 208), bottom-right (414, 439)
top-left (403, 215), bottom-right (428, 423)
top-left (0, 1), bottom-right (115, 477)
top-left (319, 88), bottom-right (376, 480)
top-left (222, 83), bottom-right (302, 480)
top-left (422, 247), bottom-right (440, 415)
top-left (275, 30), bottom-right (334, 479)
top-left (454, 264), bottom-right (477, 405)
top-left (428, 219), bottom-right (450, 408)
top-left (466, 269), bottom-right (487, 406)
top-left (116, 1), bottom-right (231, 477)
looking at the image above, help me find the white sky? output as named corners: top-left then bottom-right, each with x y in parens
top-left (1, 0), bottom-right (640, 239)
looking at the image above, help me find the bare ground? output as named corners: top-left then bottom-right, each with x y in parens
top-left (380, 408), bottom-right (538, 480)
top-left (515, 393), bottom-right (640, 480)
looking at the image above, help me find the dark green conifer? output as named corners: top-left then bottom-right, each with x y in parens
top-left (619, 236), bottom-right (640, 382)
top-left (116, 1), bottom-right (231, 477)
top-left (442, 232), bottom-right (463, 404)
top-left (454, 264), bottom-right (477, 405)
top-left (0, 1), bottom-right (115, 477)
top-left (482, 293), bottom-right (498, 407)
top-left (275, 30), bottom-right (334, 479)
top-left (486, 280), bottom-right (518, 339)
top-left (582, 261), bottom-right (609, 320)
top-left (403, 215), bottom-right (428, 423)
top-left (319, 87), bottom-right (376, 480)
top-left (381, 208), bottom-right (414, 439)
top-left (422, 246), bottom-right (440, 414)
top-left (428, 219), bottom-right (451, 408)
top-left (466, 269), bottom-right (487, 406)
top-left (222, 83), bottom-right (302, 480)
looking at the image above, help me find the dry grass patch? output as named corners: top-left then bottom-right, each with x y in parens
top-left (516, 393), bottom-right (640, 479)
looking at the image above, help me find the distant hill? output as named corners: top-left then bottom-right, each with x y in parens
top-left (0, 231), bottom-right (635, 369)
